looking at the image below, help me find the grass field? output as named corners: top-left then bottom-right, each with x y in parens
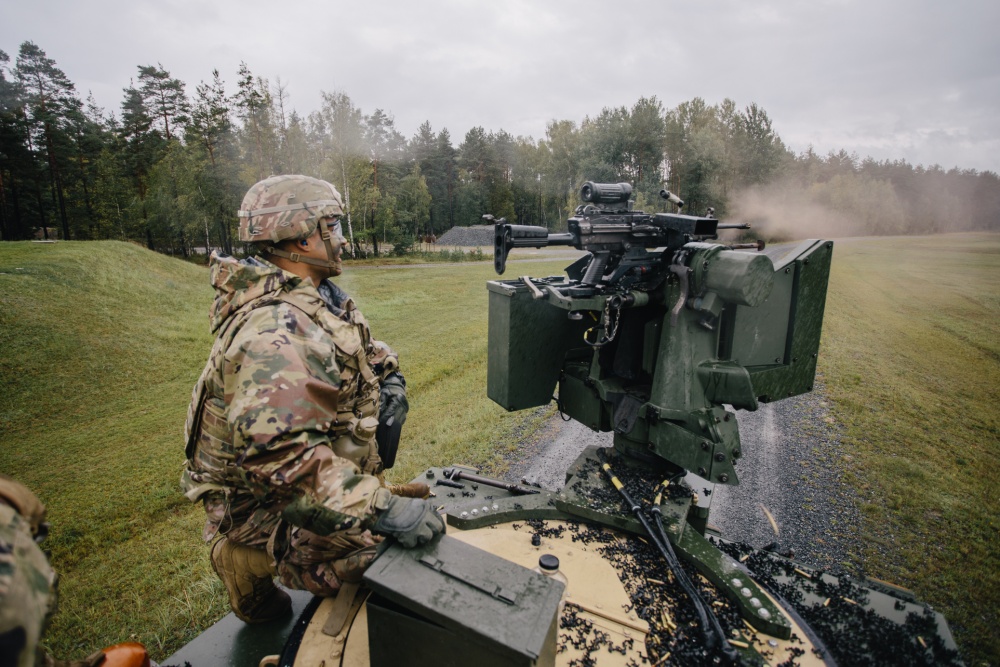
top-left (820, 234), bottom-right (999, 665)
top-left (0, 241), bottom-right (567, 659)
top-left (0, 235), bottom-right (997, 664)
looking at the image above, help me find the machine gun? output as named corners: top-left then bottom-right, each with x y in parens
top-left (488, 181), bottom-right (756, 292)
top-left (486, 181), bottom-right (833, 485)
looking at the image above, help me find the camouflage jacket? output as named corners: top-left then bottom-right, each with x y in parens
top-left (0, 502), bottom-right (57, 667)
top-left (182, 254), bottom-right (391, 544)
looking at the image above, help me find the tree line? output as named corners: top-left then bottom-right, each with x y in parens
top-left (2, 41), bottom-right (998, 255)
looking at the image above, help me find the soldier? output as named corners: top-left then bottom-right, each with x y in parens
top-left (0, 474), bottom-right (57, 667)
top-left (0, 475), bottom-right (151, 667)
top-left (181, 175), bottom-right (444, 624)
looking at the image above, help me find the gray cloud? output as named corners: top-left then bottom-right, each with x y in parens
top-left (3, 0), bottom-right (997, 171)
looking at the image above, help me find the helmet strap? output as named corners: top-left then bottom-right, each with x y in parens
top-left (318, 218), bottom-right (341, 268)
top-left (263, 246), bottom-right (334, 268)
top-left (263, 219), bottom-right (341, 270)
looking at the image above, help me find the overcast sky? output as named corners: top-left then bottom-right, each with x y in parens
top-left (3, 0), bottom-right (998, 173)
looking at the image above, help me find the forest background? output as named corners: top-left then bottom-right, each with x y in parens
top-left (3, 40), bottom-right (1000, 253)
top-left (3, 38), bottom-right (1000, 665)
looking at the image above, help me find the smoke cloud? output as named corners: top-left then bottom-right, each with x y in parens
top-left (730, 180), bottom-right (867, 241)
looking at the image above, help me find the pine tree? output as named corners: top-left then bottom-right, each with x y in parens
top-left (626, 96), bottom-right (666, 193)
top-left (137, 63), bottom-right (189, 142)
top-left (542, 119), bottom-right (581, 223)
top-left (62, 94), bottom-right (108, 237)
top-left (0, 48), bottom-right (33, 239)
top-left (188, 70), bottom-right (238, 253)
top-left (434, 128), bottom-right (457, 230)
top-left (188, 70), bottom-right (230, 168)
top-left (119, 84), bottom-right (165, 248)
top-left (15, 41), bottom-right (80, 239)
top-left (317, 91), bottom-right (366, 254)
top-left (233, 62), bottom-right (276, 181)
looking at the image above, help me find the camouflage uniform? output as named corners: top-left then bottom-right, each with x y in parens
top-left (182, 254), bottom-right (396, 595)
top-left (0, 476), bottom-right (57, 667)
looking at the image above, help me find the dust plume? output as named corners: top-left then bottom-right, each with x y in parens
top-left (728, 178), bottom-right (868, 241)
top-left (727, 169), bottom-right (998, 239)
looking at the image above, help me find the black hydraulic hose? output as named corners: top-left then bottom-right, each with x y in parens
top-left (650, 480), bottom-right (740, 664)
top-left (596, 450), bottom-right (739, 664)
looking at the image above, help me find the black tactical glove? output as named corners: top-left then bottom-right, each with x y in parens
top-left (376, 372), bottom-right (408, 469)
top-left (379, 372), bottom-right (408, 426)
top-left (371, 492), bottom-right (445, 548)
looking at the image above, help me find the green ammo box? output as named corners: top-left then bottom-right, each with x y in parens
top-left (487, 279), bottom-right (590, 411)
top-left (363, 535), bottom-right (563, 667)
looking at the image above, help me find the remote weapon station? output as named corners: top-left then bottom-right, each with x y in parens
top-left (168, 183), bottom-right (961, 667)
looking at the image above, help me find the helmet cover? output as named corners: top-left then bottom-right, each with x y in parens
top-left (0, 474), bottom-right (46, 537)
top-left (238, 175), bottom-right (344, 244)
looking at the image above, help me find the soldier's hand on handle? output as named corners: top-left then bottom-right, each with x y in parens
top-left (371, 490), bottom-right (445, 548)
top-left (379, 371), bottom-right (408, 426)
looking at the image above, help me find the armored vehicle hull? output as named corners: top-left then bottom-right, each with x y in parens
top-left (165, 458), bottom-right (959, 667)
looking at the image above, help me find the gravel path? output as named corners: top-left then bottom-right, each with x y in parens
top-left (504, 380), bottom-right (865, 576)
top-left (436, 225), bottom-right (495, 246)
top-left (710, 380), bottom-right (864, 575)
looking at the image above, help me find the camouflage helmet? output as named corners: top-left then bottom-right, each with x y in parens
top-left (238, 175), bottom-right (344, 244)
top-left (0, 474), bottom-right (47, 538)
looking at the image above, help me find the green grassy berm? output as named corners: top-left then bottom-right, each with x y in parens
top-left (0, 236), bottom-right (996, 665)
